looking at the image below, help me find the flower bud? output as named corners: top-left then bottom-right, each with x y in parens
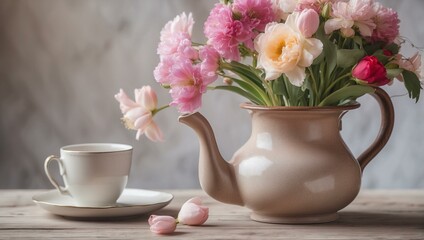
top-left (321, 2), bottom-right (331, 19)
top-left (148, 215), bottom-right (177, 234)
top-left (297, 9), bottom-right (320, 38)
top-left (178, 197), bottom-right (209, 225)
top-left (223, 77), bottom-right (233, 85)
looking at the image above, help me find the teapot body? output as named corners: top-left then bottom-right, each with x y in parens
top-left (230, 104), bottom-right (361, 223)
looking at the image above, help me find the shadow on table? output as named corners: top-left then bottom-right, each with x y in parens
top-left (333, 211), bottom-right (424, 228)
top-left (54, 207), bottom-right (181, 222)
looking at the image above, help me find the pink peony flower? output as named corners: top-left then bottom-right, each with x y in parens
top-left (296, 0), bottom-right (333, 12)
top-left (148, 215), bottom-right (177, 234)
top-left (158, 12), bottom-right (194, 56)
top-left (169, 58), bottom-right (208, 114)
top-left (325, 0), bottom-right (377, 37)
top-left (114, 87), bottom-right (164, 142)
top-left (204, 3), bottom-right (248, 61)
top-left (296, 8), bottom-right (320, 38)
top-left (153, 55), bottom-right (175, 85)
top-left (199, 45), bottom-right (220, 84)
top-left (178, 197), bottom-right (209, 226)
top-left (370, 3), bottom-right (399, 43)
top-left (233, 0), bottom-right (276, 50)
top-left (233, 0), bottom-right (276, 32)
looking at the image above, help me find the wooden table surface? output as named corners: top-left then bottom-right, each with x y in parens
top-left (0, 190), bottom-right (423, 239)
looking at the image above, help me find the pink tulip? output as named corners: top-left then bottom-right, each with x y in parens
top-left (148, 215), bottom-right (177, 234)
top-left (177, 197), bottom-right (209, 225)
top-left (296, 9), bottom-right (319, 38)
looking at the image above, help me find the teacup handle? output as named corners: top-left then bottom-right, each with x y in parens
top-left (357, 87), bottom-right (394, 171)
top-left (44, 155), bottom-right (69, 195)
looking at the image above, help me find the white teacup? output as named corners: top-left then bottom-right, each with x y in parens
top-left (44, 143), bottom-right (132, 207)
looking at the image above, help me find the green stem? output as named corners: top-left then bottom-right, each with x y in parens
top-left (263, 80), bottom-right (278, 106)
top-left (152, 104), bottom-right (170, 116)
top-left (308, 67), bottom-right (319, 105)
top-left (323, 72), bottom-right (352, 96)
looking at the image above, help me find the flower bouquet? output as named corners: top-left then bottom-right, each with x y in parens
top-left (115, 0), bottom-right (422, 141)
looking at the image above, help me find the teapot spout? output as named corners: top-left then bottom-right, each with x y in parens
top-left (179, 112), bottom-right (243, 206)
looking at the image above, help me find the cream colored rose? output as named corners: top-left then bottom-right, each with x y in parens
top-left (255, 13), bottom-right (323, 86)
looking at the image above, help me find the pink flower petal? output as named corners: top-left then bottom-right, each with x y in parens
top-left (144, 121), bottom-right (164, 142)
top-left (178, 197), bottom-right (209, 226)
top-left (148, 215), bottom-right (177, 234)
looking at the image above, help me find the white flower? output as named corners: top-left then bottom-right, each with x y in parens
top-left (254, 12), bottom-right (323, 86)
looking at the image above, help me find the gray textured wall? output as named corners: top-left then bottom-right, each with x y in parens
top-left (0, 0), bottom-right (423, 190)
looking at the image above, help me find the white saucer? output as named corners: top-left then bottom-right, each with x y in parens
top-left (32, 188), bottom-right (173, 218)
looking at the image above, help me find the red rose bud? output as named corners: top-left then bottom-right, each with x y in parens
top-left (383, 49), bottom-right (393, 57)
top-left (352, 56), bottom-right (390, 86)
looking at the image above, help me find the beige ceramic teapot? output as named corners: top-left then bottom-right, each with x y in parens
top-left (179, 88), bottom-right (394, 224)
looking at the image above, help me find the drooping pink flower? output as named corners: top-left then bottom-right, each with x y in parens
top-left (396, 53), bottom-right (422, 81)
top-left (199, 45), bottom-right (220, 84)
top-left (158, 12), bottom-right (194, 56)
top-left (296, 8), bottom-right (320, 37)
top-left (325, 0), bottom-right (377, 37)
top-left (178, 197), bottom-right (209, 226)
top-left (370, 3), bottom-right (399, 43)
top-left (148, 215), bottom-right (177, 234)
top-left (169, 58), bottom-right (207, 114)
top-left (204, 3), bottom-right (249, 61)
top-left (114, 87), bottom-right (164, 142)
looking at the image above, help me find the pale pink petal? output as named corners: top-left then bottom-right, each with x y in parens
top-left (133, 112), bottom-right (152, 130)
top-left (185, 197), bottom-right (203, 205)
top-left (355, 21), bottom-right (374, 37)
top-left (285, 66), bottom-right (306, 86)
top-left (178, 198), bottom-right (209, 226)
top-left (340, 27), bottom-right (355, 37)
top-left (325, 18), bottom-right (347, 34)
top-left (114, 89), bottom-right (138, 114)
top-left (299, 49), bottom-right (314, 68)
top-left (296, 9), bottom-right (319, 38)
top-left (144, 121), bottom-right (164, 142)
top-left (135, 86), bottom-right (158, 111)
top-left (304, 38), bottom-right (323, 59)
top-left (264, 68), bottom-right (284, 81)
top-left (148, 215), bottom-right (177, 234)
top-left (124, 107), bottom-right (147, 123)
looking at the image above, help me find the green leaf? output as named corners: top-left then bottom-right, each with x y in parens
top-left (214, 85), bottom-right (264, 105)
top-left (353, 36), bottom-right (363, 47)
top-left (312, 50), bottom-right (324, 65)
top-left (318, 85), bottom-right (375, 106)
top-left (315, 24), bottom-right (337, 80)
top-left (271, 77), bottom-right (287, 95)
top-left (372, 50), bottom-right (389, 65)
top-left (386, 68), bottom-right (403, 79)
top-left (228, 61), bottom-right (263, 87)
top-left (385, 43), bottom-right (400, 55)
top-left (364, 42), bottom-right (384, 55)
top-left (336, 49), bottom-right (365, 68)
top-left (402, 70), bottom-right (422, 102)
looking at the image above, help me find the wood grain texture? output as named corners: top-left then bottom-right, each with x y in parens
top-left (0, 190), bottom-right (423, 239)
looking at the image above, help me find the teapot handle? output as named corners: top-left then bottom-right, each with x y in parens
top-left (357, 87), bottom-right (394, 171)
